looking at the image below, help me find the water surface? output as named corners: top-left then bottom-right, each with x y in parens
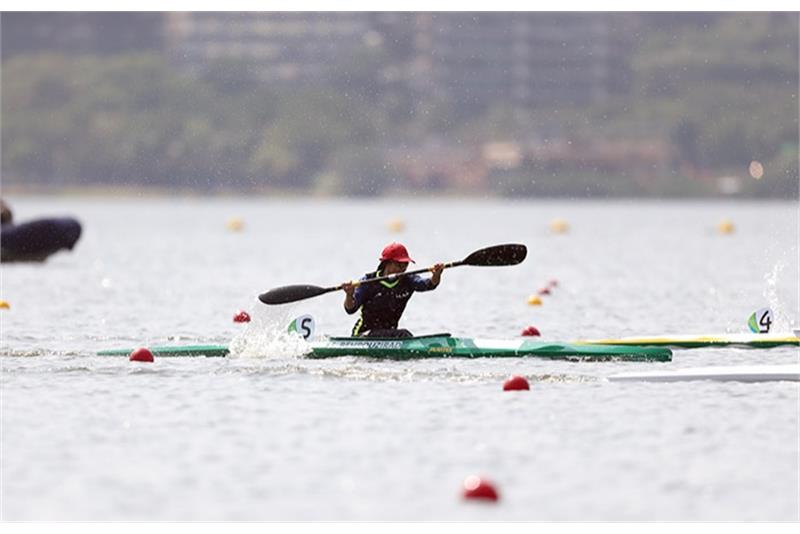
top-left (1, 197), bottom-right (798, 520)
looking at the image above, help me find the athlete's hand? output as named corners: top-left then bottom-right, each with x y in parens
top-left (430, 263), bottom-right (444, 286)
top-left (342, 281), bottom-right (359, 314)
top-left (342, 281), bottom-right (357, 297)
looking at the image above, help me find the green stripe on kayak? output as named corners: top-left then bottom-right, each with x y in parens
top-left (98, 335), bottom-right (671, 362)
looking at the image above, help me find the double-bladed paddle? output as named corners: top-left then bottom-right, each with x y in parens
top-left (258, 243), bottom-right (527, 305)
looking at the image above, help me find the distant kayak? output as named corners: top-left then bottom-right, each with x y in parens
top-left (579, 333), bottom-right (799, 349)
top-left (608, 364), bottom-right (800, 383)
top-left (1, 217), bottom-right (82, 263)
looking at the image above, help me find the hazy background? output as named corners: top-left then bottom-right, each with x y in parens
top-left (1, 12), bottom-right (798, 199)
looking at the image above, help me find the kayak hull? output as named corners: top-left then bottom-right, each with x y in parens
top-left (609, 364), bottom-right (800, 383)
top-left (98, 334), bottom-right (671, 361)
top-left (308, 335), bottom-right (671, 361)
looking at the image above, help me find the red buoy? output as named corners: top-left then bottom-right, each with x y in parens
top-left (129, 347), bottom-right (154, 363)
top-left (503, 375), bottom-right (530, 391)
top-left (520, 326), bottom-right (541, 337)
top-left (548, 278), bottom-right (559, 288)
top-left (233, 310), bottom-right (251, 323)
top-left (462, 475), bottom-right (499, 502)
top-left (538, 287), bottom-right (551, 295)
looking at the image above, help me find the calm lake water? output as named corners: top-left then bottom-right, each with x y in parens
top-left (1, 196), bottom-right (798, 520)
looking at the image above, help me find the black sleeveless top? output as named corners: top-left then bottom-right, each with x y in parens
top-left (346, 270), bottom-right (436, 335)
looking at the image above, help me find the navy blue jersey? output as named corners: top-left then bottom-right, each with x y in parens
top-left (347, 270), bottom-right (436, 335)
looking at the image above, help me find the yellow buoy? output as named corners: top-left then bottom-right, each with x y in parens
top-left (0, 300), bottom-right (10, 310)
top-left (226, 217), bottom-right (244, 232)
top-left (717, 219), bottom-right (735, 235)
top-left (527, 295), bottom-right (543, 306)
top-left (549, 218), bottom-right (569, 234)
top-left (387, 218), bottom-right (406, 233)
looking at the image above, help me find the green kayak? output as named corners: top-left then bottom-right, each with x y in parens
top-left (97, 333), bottom-right (671, 362)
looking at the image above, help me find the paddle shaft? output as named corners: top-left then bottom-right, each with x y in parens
top-left (259, 243), bottom-right (526, 305)
top-left (332, 260), bottom-right (461, 293)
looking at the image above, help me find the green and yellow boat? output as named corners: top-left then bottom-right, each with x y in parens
top-left (98, 333), bottom-right (671, 362)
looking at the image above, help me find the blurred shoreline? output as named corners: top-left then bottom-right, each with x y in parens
top-left (2, 183), bottom-right (797, 202)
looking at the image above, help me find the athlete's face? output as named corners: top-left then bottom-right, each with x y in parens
top-left (384, 261), bottom-right (408, 275)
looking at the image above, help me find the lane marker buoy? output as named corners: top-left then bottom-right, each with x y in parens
top-left (386, 218), bottom-right (406, 233)
top-left (233, 310), bottom-right (251, 323)
top-left (503, 376), bottom-right (530, 391)
top-left (549, 218), bottom-right (569, 234)
top-left (520, 326), bottom-right (541, 337)
top-left (462, 475), bottom-right (499, 502)
top-left (717, 219), bottom-right (735, 234)
top-left (527, 295), bottom-right (543, 306)
top-left (130, 348), bottom-right (154, 362)
top-left (226, 218), bottom-right (244, 232)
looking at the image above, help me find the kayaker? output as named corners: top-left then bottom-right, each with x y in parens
top-left (343, 242), bottom-right (444, 338)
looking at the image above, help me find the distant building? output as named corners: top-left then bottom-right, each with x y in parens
top-left (162, 12), bottom-right (636, 110)
top-left (410, 13), bottom-right (635, 110)
top-left (2, 12), bottom-right (636, 110)
top-left (1, 12), bottom-right (163, 60)
top-left (164, 12), bottom-right (376, 84)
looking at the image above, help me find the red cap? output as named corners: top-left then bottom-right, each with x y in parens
top-left (380, 242), bottom-right (415, 264)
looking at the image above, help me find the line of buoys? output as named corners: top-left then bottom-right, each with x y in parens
top-left (233, 310), bottom-right (251, 323)
top-left (527, 278), bottom-right (558, 307)
top-left (544, 216), bottom-right (743, 235)
top-left (462, 374), bottom-right (534, 502)
top-left (129, 347), bottom-right (154, 363)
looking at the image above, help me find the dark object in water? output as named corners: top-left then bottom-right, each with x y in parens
top-left (1, 217), bottom-right (82, 262)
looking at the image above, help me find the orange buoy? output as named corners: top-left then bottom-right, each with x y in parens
top-left (233, 310), bottom-right (251, 323)
top-left (129, 348), bottom-right (154, 363)
top-left (717, 219), bottom-right (735, 234)
top-left (549, 218), bottom-right (569, 234)
top-left (527, 295), bottom-right (543, 306)
top-left (462, 475), bottom-right (499, 502)
top-left (503, 375), bottom-right (530, 391)
top-left (226, 217), bottom-right (244, 232)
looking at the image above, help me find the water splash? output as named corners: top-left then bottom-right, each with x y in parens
top-left (227, 303), bottom-right (311, 359)
top-left (763, 261), bottom-right (793, 331)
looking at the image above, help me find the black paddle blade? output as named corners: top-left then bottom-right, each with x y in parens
top-left (258, 284), bottom-right (332, 305)
top-left (462, 244), bottom-right (527, 266)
